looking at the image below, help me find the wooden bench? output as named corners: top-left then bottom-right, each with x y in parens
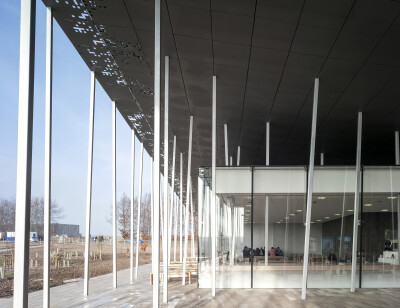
top-left (150, 263), bottom-right (198, 285)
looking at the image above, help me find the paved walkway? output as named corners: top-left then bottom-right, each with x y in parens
top-left (1, 264), bottom-right (400, 307)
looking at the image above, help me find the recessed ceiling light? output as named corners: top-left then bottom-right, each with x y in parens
top-left (311, 222), bottom-right (314, 224)
top-left (246, 204), bottom-right (251, 207)
top-left (316, 219), bottom-right (322, 222)
top-left (285, 217), bottom-right (289, 220)
top-left (277, 222), bottom-right (281, 224)
top-left (347, 209), bottom-right (354, 212)
top-left (334, 213), bottom-right (341, 216)
top-left (387, 196), bottom-right (397, 200)
top-left (296, 210), bottom-right (303, 212)
top-left (317, 196), bottom-right (326, 200)
top-left (325, 216), bottom-right (330, 219)
top-left (364, 204), bottom-right (372, 207)
top-left (381, 209), bottom-right (389, 212)
top-left (290, 213), bottom-right (295, 216)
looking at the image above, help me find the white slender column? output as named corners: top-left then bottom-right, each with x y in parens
top-left (182, 116), bottom-right (193, 285)
top-left (320, 152), bottom-right (324, 166)
top-left (169, 136), bottom-right (176, 265)
top-left (83, 71), bottom-right (96, 296)
top-left (265, 195), bottom-right (269, 266)
top-left (174, 192), bottom-right (178, 262)
top-left (136, 142), bottom-right (144, 278)
top-left (395, 131), bottom-right (399, 165)
top-left (351, 112), bottom-right (362, 292)
top-left (112, 101), bottom-right (117, 288)
top-left (179, 153), bottom-right (183, 262)
top-left (224, 124), bottom-right (228, 166)
top-left (198, 177), bottom-right (204, 243)
top-left (151, 160), bottom-right (154, 275)
top-left (130, 131), bottom-right (136, 282)
top-left (43, 6), bottom-right (52, 308)
top-left (13, 1), bottom-right (36, 306)
top-left (153, 0), bottom-right (161, 305)
top-left (266, 122), bottom-right (270, 166)
top-left (211, 76), bottom-right (217, 296)
top-left (230, 156), bottom-right (233, 166)
top-left (190, 179), bottom-right (195, 258)
top-left (163, 55), bottom-right (170, 303)
top-left (397, 196), bottom-right (400, 265)
top-left (301, 78), bottom-right (319, 300)
top-left (237, 146), bottom-right (240, 166)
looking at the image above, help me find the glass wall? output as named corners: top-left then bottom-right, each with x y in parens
top-left (252, 167), bottom-right (307, 288)
top-left (361, 166), bottom-right (400, 287)
top-left (307, 167), bottom-right (356, 288)
top-left (198, 165), bottom-right (400, 289)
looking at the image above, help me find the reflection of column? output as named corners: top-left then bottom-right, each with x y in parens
top-left (232, 208), bottom-right (236, 265)
top-left (230, 205), bottom-right (234, 266)
top-left (265, 195), bottom-right (269, 265)
top-left (301, 78), bottom-right (319, 300)
top-left (351, 112), bottom-right (362, 293)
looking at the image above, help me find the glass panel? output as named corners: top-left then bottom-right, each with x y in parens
top-left (361, 166), bottom-right (400, 287)
top-left (198, 167), bottom-right (212, 288)
top-left (307, 166), bottom-right (356, 288)
top-left (215, 167), bottom-right (252, 288)
top-left (253, 167), bottom-right (307, 288)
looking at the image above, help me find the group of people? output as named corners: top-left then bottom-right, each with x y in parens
top-left (242, 246), bottom-right (284, 258)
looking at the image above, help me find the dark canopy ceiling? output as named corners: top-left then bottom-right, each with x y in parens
top-left (44, 0), bottom-right (400, 188)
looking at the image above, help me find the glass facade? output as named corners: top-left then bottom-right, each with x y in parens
top-left (198, 166), bottom-right (400, 289)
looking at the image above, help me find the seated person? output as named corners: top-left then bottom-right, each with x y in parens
top-left (255, 248), bottom-right (260, 256)
top-left (275, 247), bottom-right (283, 256)
top-left (243, 246), bottom-right (250, 258)
top-left (260, 247), bottom-right (264, 256)
top-left (269, 247), bottom-right (276, 256)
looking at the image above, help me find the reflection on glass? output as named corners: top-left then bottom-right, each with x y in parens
top-left (361, 167), bottom-right (400, 287)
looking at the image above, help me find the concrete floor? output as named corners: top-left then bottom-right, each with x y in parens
top-left (1, 264), bottom-right (399, 307)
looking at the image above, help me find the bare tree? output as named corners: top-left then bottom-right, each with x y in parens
top-left (107, 193), bottom-right (152, 239)
top-left (0, 199), bottom-right (16, 231)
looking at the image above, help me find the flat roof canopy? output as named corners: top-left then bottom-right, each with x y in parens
top-left (44, 0), bottom-right (400, 188)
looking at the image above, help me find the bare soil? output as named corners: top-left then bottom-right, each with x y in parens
top-left (0, 240), bottom-right (151, 298)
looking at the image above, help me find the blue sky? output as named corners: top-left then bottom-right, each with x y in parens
top-left (0, 1), bottom-right (152, 235)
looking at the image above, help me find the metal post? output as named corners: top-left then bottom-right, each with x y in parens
top-left (266, 122), bottom-right (270, 165)
top-left (169, 136), bottom-right (176, 264)
top-left (190, 179), bottom-right (195, 257)
top-left (13, 0), bottom-right (36, 306)
top-left (153, 0), bottom-right (161, 305)
top-left (320, 152), bottom-right (324, 166)
top-left (351, 112), bottom-right (362, 292)
top-left (43, 6), bottom-right (52, 308)
top-left (265, 195), bottom-right (269, 266)
top-left (83, 71), bottom-right (96, 296)
top-left (211, 76), bottom-right (217, 296)
top-left (180, 153), bottom-right (183, 262)
top-left (182, 116), bottom-right (193, 285)
top-left (395, 131), bottom-right (399, 165)
top-left (174, 192), bottom-right (178, 262)
top-left (112, 101), bottom-right (117, 289)
top-left (230, 156), bottom-right (233, 166)
top-left (237, 146), bottom-right (240, 166)
top-left (224, 124), bottom-right (228, 166)
top-left (151, 160), bottom-right (154, 275)
top-left (136, 142), bottom-right (144, 278)
top-left (301, 78), bottom-right (319, 300)
top-left (163, 55), bottom-right (169, 303)
top-left (130, 131), bottom-right (135, 282)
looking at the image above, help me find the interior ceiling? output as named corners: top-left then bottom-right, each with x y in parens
top-left (221, 193), bottom-right (398, 224)
top-left (44, 0), bottom-right (400, 201)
